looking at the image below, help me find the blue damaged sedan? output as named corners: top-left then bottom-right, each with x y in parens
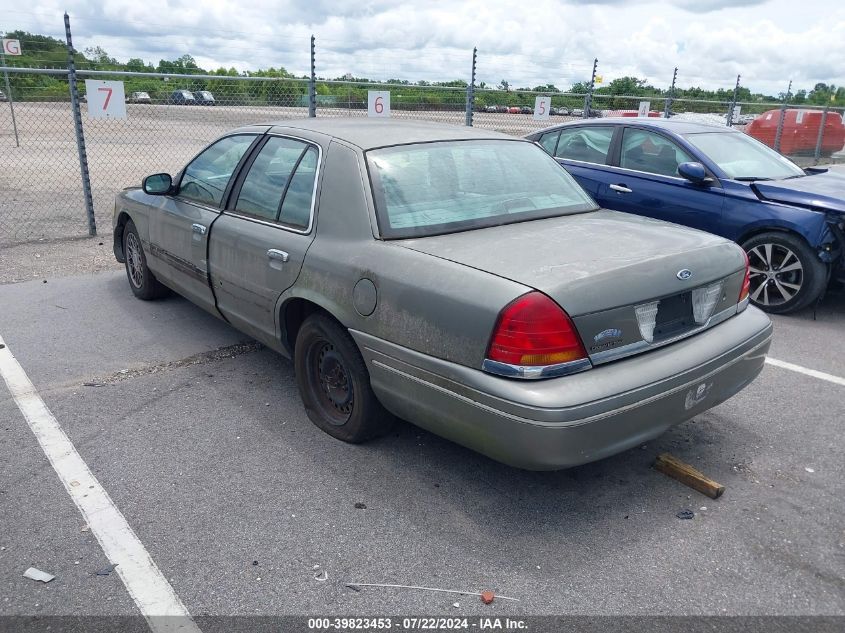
top-left (526, 118), bottom-right (845, 314)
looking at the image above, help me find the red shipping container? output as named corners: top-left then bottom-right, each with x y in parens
top-left (746, 109), bottom-right (845, 156)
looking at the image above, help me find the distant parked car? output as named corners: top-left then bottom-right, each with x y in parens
top-left (485, 105), bottom-right (498, 113)
top-left (0, 90), bottom-right (7, 102)
top-left (508, 106), bottom-right (520, 114)
top-left (519, 106), bottom-right (532, 114)
top-left (127, 91), bottom-right (152, 104)
top-left (526, 117), bottom-right (845, 313)
top-left (193, 90), bottom-right (216, 106)
top-left (496, 105), bottom-right (509, 113)
top-left (169, 90), bottom-right (196, 105)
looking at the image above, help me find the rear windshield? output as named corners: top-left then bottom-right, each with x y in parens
top-left (367, 140), bottom-right (597, 238)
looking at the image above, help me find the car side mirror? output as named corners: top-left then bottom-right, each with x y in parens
top-left (143, 173), bottom-right (173, 195)
top-left (678, 162), bottom-right (713, 185)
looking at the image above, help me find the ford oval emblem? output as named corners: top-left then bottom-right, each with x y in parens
top-left (676, 269), bottom-right (693, 280)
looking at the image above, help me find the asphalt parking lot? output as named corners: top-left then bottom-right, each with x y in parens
top-left (1, 269), bottom-right (844, 626)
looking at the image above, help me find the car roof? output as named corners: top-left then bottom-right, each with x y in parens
top-left (237, 119), bottom-right (519, 150)
top-left (532, 117), bottom-right (739, 136)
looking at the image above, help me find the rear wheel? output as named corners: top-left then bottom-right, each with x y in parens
top-left (294, 313), bottom-right (393, 443)
top-left (742, 232), bottom-right (827, 314)
top-left (123, 219), bottom-right (169, 300)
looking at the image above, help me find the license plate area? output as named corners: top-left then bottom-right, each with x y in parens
top-left (653, 292), bottom-right (694, 342)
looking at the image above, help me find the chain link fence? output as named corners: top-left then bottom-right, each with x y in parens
top-left (2, 61), bottom-right (845, 246)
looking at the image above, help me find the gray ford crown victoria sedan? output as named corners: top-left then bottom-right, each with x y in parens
top-left (113, 119), bottom-right (772, 470)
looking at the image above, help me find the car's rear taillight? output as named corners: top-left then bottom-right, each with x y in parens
top-left (485, 292), bottom-right (588, 371)
top-left (738, 249), bottom-right (751, 310)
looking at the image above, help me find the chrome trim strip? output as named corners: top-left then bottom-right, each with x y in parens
top-left (481, 357), bottom-right (592, 380)
top-left (590, 303), bottom-right (740, 365)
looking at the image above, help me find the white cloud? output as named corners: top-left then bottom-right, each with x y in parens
top-left (6, 0), bottom-right (845, 94)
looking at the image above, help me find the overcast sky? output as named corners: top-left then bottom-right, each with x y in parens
top-left (5, 0), bottom-right (844, 94)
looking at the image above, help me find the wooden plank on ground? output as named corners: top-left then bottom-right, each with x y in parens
top-left (654, 452), bottom-right (725, 499)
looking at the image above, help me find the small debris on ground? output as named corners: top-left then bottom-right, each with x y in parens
top-left (95, 563), bottom-right (118, 576)
top-left (23, 568), bottom-right (55, 583)
top-left (83, 382), bottom-right (106, 387)
top-left (0, 344), bottom-right (6, 350)
top-left (315, 570), bottom-right (328, 582)
top-left (80, 525), bottom-right (90, 533)
top-left (453, 602), bottom-right (460, 608)
top-left (252, 561), bottom-right (259, 566)
top-left (344, 583), bottom-right (519, 601)
top-left (354, 502), bottom-right (367, 509)
top-left (480, 591), bottom-right (495, 605)
top-left (676, 509), bottom-right (695, 520)
top-left (805, 467), bottom-right (815, 473)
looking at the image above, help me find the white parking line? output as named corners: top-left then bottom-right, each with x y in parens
top-left (0, 335), bottom-right (201, 633)
top-left (766, 357), bottom-right (845, 387)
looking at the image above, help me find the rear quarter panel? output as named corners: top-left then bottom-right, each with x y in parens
top-left (283, 140), bottom-right (531, 370)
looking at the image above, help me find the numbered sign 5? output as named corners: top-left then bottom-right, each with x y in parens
top-left (84, 80), bottom-right (127, 120)
top-left (2, 39), bottom-right (22, 56)
top-left (368, 91), bottom-right (391, 118)
top-left (533, 96), bottom-right (551, 121)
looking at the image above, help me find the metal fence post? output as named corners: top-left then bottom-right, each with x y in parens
top-left (1, 48), bottom-right (20, 147)
top-left (814, 107), bottom-right (829, 165)
top-left (583, 58), bottom-right (597, 119)
top-left (774, 104), bottom-right (787, 153)
top-left (664, 67), bottom-right (677, 119)
top-left (308, 35), bottom-right (316, 118)
top-left (726, 74), bottom-right (740, 127)
top-left (465, 47), bottom-right (477, 127)
top-left (64, 13), bottom-right (96, 237)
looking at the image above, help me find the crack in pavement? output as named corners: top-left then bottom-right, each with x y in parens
top-left (81, 341), bottom-right (264, 387)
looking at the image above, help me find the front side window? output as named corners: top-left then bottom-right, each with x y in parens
top-left (367, 140), bottom-right (597, 239)
top-left (684, 131), bottom-right (804, 180)
top-left (620, 128), bottom-right (693, 177)
top-left (554, 127), bottom-right (614, 164)
top-left (177, 135), bottom-right (255, 207)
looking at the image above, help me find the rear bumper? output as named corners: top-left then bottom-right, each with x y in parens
top-left (352, 306), bottom-right (772, 470)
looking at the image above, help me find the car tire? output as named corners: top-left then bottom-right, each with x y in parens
top-left (742, 232), bottom-right (827, 314)
top-left (122, 219), bottom-right (170, 300)
top-left (294, 313), bottom-right (394, 443)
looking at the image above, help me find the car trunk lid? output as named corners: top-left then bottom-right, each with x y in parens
top-left (398, 210), bottom-right (746, 364)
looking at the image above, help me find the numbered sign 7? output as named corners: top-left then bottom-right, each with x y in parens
top-left (84, 79), bottom-right (127, 120)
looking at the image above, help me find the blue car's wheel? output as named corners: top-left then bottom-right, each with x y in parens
top-left (743, 232), bottom-right (827, 314)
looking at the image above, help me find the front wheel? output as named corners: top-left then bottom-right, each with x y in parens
top-left (742, 232), bottom-right (827, 314)
top-left (122, 219), bottom-right (170, 300)
top-left (294, 313), bottom-right (393, 443)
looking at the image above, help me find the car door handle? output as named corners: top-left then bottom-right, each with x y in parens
top-left (267, 249), bottom-right (289, 263)
top-left (191, 223), bottom-right (207, 235)
top-left (609, 184), bottom-right (633, 193)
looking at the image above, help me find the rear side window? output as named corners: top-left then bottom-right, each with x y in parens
top-left (554, 127), bottom-right (613, 164)
top-left (233, 136), bottom-right (319, 229)
top-left (620, 128), bottom-right (693, 177)
top-left (177, 135), bottom-right (255, 207)
top-left (538, 131), bottom-right (560, 154)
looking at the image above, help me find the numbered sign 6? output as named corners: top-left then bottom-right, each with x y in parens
top-left (368, 91), bottom-right (391, 118)
top-left (84, 80), bottom-right (127, 120)
top-left (533, 96), bottom-right (551, 121)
